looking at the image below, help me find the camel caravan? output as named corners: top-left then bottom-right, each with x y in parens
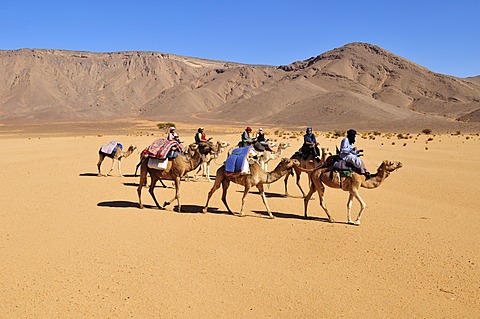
top-left (96, 126), bottom-right (402, 225)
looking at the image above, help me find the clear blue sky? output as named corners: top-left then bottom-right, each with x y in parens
top-left (2, 0), bottom-right (479, 77)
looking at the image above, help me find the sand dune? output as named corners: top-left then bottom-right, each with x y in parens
top-left (1, 122), bottom-right (478, 318)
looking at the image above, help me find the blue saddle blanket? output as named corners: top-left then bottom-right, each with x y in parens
top-left (225, 146), bottom-right (253, 173)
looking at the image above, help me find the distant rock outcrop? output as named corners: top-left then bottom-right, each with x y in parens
top-left (1, 43), bottom-right (480, 130)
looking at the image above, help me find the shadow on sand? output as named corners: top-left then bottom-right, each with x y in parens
top-left (79, 173), bottom-right (99, 177)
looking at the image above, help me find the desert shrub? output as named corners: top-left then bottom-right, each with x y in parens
top-left (422, 128), bottom-right (432, 134)
top-left (333, 130), bottom-right (343, 137)
top-left (157, 122), bottom-right (176, 132)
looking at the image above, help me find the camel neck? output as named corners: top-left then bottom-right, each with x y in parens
top-left (183, 151), bottom-right (203, 172)
top-left (265, 168), bottom-right (288, 184)
top-left (361, 165), bottom-right (389, 188)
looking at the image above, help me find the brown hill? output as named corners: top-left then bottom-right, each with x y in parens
top-left (1, 43), bottom-right (480, 131)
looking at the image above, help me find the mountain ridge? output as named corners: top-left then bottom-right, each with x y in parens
top-left (1, 42), bottom-right (480, 131)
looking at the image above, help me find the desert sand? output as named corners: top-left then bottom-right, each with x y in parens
top-left (0, 121), bottom-right (479, 318)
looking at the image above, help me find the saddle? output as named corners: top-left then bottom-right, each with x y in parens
top-left (225, 146), bottom-right (257, 174)
top-left (100, 141), bottom-right (122, 158)
top-left (145, 139), bottom-right (184, 159)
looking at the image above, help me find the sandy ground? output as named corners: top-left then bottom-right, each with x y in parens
top-left (0, 123), bottom-right (479, 318)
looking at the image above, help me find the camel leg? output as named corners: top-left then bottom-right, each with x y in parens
top-left (295, 171), bottom-right (306, 198)
top-left (257, 184), bottom-right (273, 219)
top-left (352, 190), bottom-right (366, 226)
top-left (239, 186), bottom-right (251, 217)
top-left (134, 160), bottom-right (141, 176)
top-left (107, 158), bottom-right (115, 176)
top-left (206, 163), bottom-right (212, 182)
top-left (305, 179), bottom-right (333, 222)
top-left (137, 163), bottom-right (148, 209)
top-left (148, 177), bottom-right (164, 210)
top-left (163, 177), bottom-right (181, 211)
top-left (97, 156), bottom-right (103, 176)
top-left (303, 182), bottom-right (316, 218)
top-left (117, 159), bottom-right (123, 177)
top-left (220, 180), bottom-right (233, 215)
top-left (346, 193), bottom-right (354, 224)
top-left (284, 173), bottom-right (290, 197)
top-left (194, 165), bottom-right (201, 180)
top-left (202, 170), bottom-right (224, 213)
top-left (202, 162), bottom-right (207, 177)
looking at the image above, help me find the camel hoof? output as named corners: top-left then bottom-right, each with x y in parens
top-left (202, 208), bottom-right (207, 214)
top-left (354, 220), bottom-right (361, 226)
top-left (328, 218), bottom-right (335, 223)
top-left (268, 215), bottom-right (275, 219)
top-left (139, 204), bottom-right (144, 209)
top-left (163, 201), bottom-right (170, 207)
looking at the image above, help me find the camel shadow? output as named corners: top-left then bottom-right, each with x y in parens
top-left (97, 200), bottom-right (171, 210)
top-left (123, 174), bottom-right (139, 178)
top-left (237, 190), bottom-right (286, 198)
top-left (202, 207), bottom-right (236, 216)
top-left (79, 173), bottom-right (99, 177)
top-left (251, 210), bottom-right (330, 222)
top-left (123, 182), bottom-right (172, 189)
top-left (97, 200), bottom-right (140, 208)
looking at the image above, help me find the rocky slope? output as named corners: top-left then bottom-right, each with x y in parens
top-left (1, 43), bottom-right (479, 131)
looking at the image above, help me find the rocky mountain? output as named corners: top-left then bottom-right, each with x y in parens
top-left (1, 43), bottom-right (480, 131)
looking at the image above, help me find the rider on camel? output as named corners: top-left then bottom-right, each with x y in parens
top-left (339, 129), bottom-right (370, 177)
top-left (301, 126), bottom-right (321, 162)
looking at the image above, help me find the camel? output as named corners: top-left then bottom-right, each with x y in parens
top-left (137, 141), bottom-right (214, 211)
top-left (303, 160), bottom-right (402, 225)
top-left (284, 147), bottom-right (329, 197)
top-left (97, 143), bottom-right (137, 177)
top-left (193, 140), bottom-right (230, 182)
top-left (202, 158), bottom-right (300, 219)
top-left (258, 142), bottom-right (291, 171)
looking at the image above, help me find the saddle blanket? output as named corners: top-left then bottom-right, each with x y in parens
top-left (101, 141), bottom-right (122, 155)
top-left (225, 146), bottom-right (256, 174)
top-left (333, 159), bottom-right (352, 171)
top-left (147, 157), bottom-right (168, 170)
top-left (145, 139), bottom-right (184, 159)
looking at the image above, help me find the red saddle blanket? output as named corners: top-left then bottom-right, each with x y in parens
top-left (144, 139), bottom-right (184, 159)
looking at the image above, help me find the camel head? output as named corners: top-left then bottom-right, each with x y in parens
top-left (216, 140), bottom-right (230, 149)
top-left (380, 160), bottom-right (403, 173)
top-left (121, 145), bottom-right (137, 158)
top-left (197, 141), bottom-right (215, 155)
top-left (278, 142), bottom-right (291, 151)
